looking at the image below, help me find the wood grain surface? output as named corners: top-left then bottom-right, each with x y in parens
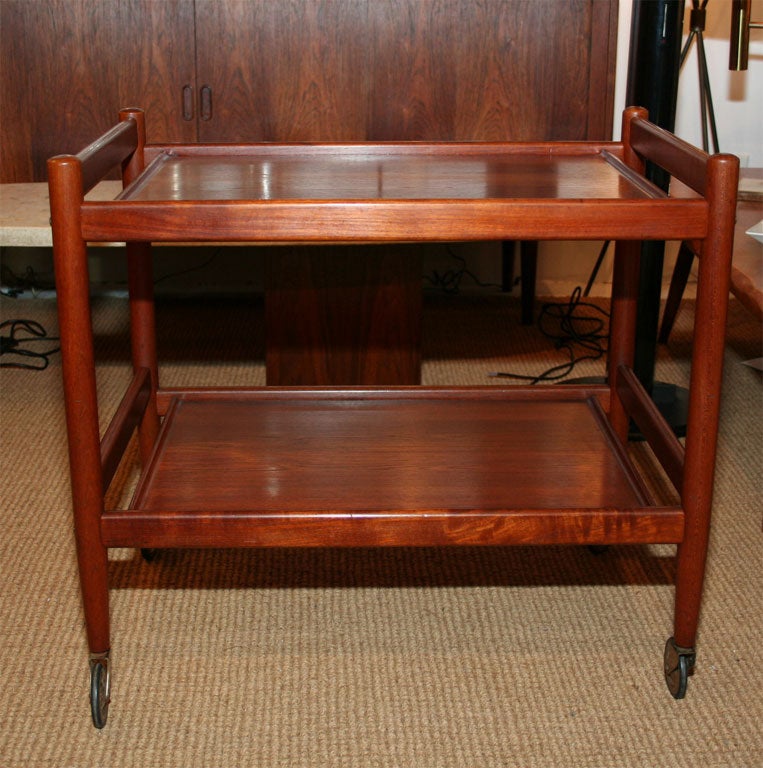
top-left (1, 0), bottom-right (617, 182)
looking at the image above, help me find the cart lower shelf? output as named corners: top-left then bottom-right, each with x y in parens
top-left (101, 388), bottom-right (684, 549)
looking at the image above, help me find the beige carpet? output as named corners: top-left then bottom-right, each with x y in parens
top-left (1, 292), bottom-right (761, 767)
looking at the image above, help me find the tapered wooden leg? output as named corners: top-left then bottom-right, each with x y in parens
top-left (76, 526), bottom-right (111, 654)
top-left (127, 242), bottom-right (160, 462)
top-left (121, 109), bottom-right (160, 464)
top-left (607, 240), bottom-right (640, 444)
top-left (56, 257), bottom-right (111, 654)
top-left (48, 156), bottom-right (111, 655)
top-left (671, 154), bottom-right (738, 671)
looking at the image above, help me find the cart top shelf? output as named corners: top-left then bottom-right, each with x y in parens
top-left (74, 139), bottom-right (709, 244)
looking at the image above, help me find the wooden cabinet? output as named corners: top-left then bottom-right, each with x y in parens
top-left (2, 0), bottom-right (618, 384)
top-left (364, 0), bottom-right (613, 142)
top-left (1, 0), bottom-right (196, 181)
top-left (193, 0), bottom-right (371, 142)
top-left (194, 0), bottom-right (617, 143)
top-left (1, 0), bottom-right (618, 181)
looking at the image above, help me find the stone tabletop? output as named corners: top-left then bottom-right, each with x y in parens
top-left (0, 181), bottom-right (123, 247)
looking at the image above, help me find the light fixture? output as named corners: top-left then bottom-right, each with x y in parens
top-left (730, 0), bottom-right (763, 70)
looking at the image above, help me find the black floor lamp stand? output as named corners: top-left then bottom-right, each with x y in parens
top-left (627, 0), bottom-right (690, 436)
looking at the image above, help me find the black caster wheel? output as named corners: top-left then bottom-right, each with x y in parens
top-left (89, 653), bottom-right (111, 729)
top-left (588, 545), bottom-right (610, 555)
top-left (141, 548), bottom-right (158, 562)
top-left (664, 637), bottom-right (695, 699)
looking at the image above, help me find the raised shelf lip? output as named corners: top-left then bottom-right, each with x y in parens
top-left (141, 140), bottom-right (624, 159)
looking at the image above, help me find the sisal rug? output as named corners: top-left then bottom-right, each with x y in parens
top-left (1, 292), bottom-right (761, 767)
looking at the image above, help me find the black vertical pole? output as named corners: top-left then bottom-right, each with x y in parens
top-left (626, 0), bottom-right (685, 398)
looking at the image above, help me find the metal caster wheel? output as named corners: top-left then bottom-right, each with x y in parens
top-left (664, 637), bottom-right (695, 699)
top-left (141, 548), bottom-right (158, 562)
top-left (89, 652), bottom-right (111, 728)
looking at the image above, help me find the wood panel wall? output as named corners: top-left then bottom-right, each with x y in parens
top-left (1, 0), bottom-right (617, 182)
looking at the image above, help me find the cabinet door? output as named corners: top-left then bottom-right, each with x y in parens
top-left (194, 0), bottom-right (616, 143)
top-left (194, 0), bottom-right (371, 141)
top-left (0, 0), bottom-right (197, 182)
top-left (366, 0), bottom-right (617, 141)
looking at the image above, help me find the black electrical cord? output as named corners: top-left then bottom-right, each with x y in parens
top-left (0, 263), bottom-right (55, 297)
top-left (0, 320), bottom-right (60, 370)
top-left (425, 251), bottom-right (502, 294)
top-left (489, 287), bottom-right (609, 384)
top-left (152, 250), bottom-right (221, 286)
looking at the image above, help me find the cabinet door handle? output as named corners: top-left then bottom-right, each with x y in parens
top-left (200, 85), bottom-right (212, 121)
top-left (182, 85), bottom-right (194, 121)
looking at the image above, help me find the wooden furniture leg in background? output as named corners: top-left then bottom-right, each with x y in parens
top-left (500, 240), bottom-right (537, 325)
top-left (658, 241), bottom-right (696, 343)
top-left (520, 241), bottom-right (538, 325)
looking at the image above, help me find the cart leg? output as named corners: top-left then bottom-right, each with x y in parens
top-left (128, 242), bottom-right (160, 567)
top-left (665, 152), bottom-right (738, 699)
top-left (665, 527), bottom-right (707, 698)
top-left (49, 153), bottom-right (116, 725)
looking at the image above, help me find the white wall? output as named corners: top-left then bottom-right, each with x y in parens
top-left (614, 0), bottom-right (763, 165)
top-left (535, 0), bottom-right (763, 297)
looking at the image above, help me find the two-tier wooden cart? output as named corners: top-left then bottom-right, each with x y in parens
top-left (48, 107), bottom-right (738, 727)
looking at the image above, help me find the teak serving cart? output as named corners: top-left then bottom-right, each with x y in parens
top-left (48, 107), bottom-right (738, 727)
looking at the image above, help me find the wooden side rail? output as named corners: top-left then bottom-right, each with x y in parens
top-left (100, 367), bottom-right (153, 490)
top-left (615, 365), bottom-right (685, 492)
top-left (627, 108), bottom-right (708, 195)
top-left (75, 119), bottom-right (139, 196)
